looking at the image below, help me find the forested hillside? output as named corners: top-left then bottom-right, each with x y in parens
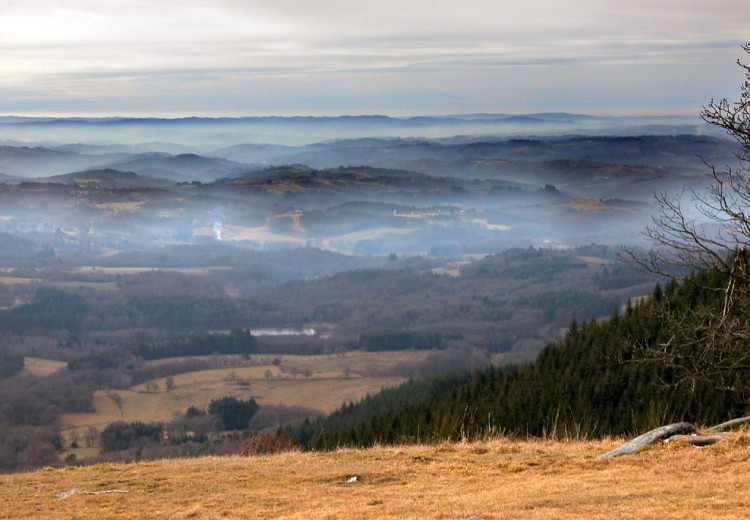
top-left (291, 270), bottom-right (748, 448)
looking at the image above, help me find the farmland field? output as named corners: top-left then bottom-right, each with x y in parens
top-left (73, 266), bottom-right (232, 275)
top-left (0, 276), bottom-right (40, 285)
top-left (59, 351), bottom-right (432, 452)
top-left (49, 281), bottom-right (118, 291)
top-left (22, 357), bottom-right (67, 377)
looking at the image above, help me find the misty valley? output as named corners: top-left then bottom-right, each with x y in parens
top-left (4, 2), bottom-right (749, 515)
top-left (0, 115), bottom-right (740, 471)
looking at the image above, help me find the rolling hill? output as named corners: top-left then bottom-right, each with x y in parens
top-left (110, 153), bottom-right (255, 183)
top-left (41, 169), bottom-right (175, 189)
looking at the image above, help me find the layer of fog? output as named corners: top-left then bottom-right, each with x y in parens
top-left (0, 116), bottom-right (738, 260)
top-left (0, 114), bottom-right (710, 150)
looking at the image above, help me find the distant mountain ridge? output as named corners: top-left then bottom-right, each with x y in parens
top-left (0, 134), bottom-right (735, 201)
top-left (41, 168), bottom-right (175, 188)
top-left (0, 113), bottom-right (712, 150)
top-left (0, 113), bottom-right (697, 126)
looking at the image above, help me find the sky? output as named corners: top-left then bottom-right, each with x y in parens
top-left (0, 0), bottom-right (748, 117)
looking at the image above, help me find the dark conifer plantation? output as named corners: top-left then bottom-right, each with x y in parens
top-left (288, 270), bottom-right (748, 449)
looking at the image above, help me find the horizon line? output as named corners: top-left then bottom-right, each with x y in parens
top-left (0, 112), bottom-right (701, 122)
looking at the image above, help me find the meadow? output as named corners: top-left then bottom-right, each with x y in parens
top-left (3, 433), bottom-right (750, 519)
top-left (59, 351), bottom-right (431, 456)
top-left (22, 357), bottom-right (66, 377)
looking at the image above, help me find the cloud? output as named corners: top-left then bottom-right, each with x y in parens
top-left (0, 0), bottom-right (747, 115)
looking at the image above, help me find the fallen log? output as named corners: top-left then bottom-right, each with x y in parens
top-left (665, 434), bottom-right (724, 447)
top-left (708, 416), bottom-right (750, 433)
top-left (598, 422), bottom-right (696, 459)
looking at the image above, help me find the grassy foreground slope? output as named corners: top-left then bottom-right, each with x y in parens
top-left (3, 435), bottom-right (750, 519)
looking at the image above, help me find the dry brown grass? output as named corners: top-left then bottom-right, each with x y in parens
top-left (60, 375), bottom-right (406, 432)
top-left (146, 350), bottom-right (434, 373)
top-left (193, 223), bottom-right (418, 252)
top-left (470, 218), bottom-right (511, 231)
top-left (0, 276), bottom-right (40, 285)
top-left (92, 202), bottom-right (144, 211)
top-left (144, 351), bottom-right (432, 374)
top-left (22, 357), bottom-right (67, 377)
top-left (319, 227), bottom-right (413, 246)
top-left (577, 256), bottom-right (615, 266)
top-left (568, 199), bottom-right (611, 212)
top-left (73, 266), bottom-right (231, 275)
top-left (193, 224), bottom-right (307, 245)
top-left (3, 435), bottom-right (750, 519)
top-left (49, 281), bottom-right (118, 291)
top-left (567, 199), bottom-right (633, 213)
top-left (430, 260), bottom-right (472, 277)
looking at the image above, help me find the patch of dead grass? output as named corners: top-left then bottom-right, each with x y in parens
top-left (144, 351), bottom-right (432, 374)
top-left (92, 201), bottom-right (144, 211)
top-left (568, 199), bottom-right (610, 212)
top-left (73, 266), bottom-right (231, 275)
top-left (3, 436), bottom-right (750, 519)
top-left (59, 351), bottom-right (428, 450)
top-left (0, 276), bottom-right (40, 285)
top-left (22, 357), bottom-right (67, 377)
top-left (61, 373), bottom-right (407, 432)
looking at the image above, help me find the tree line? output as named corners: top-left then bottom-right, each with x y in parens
top-left (98, 396), bottom-right (258, 453)
top-left (0, 351), bottom-right (24, 378)
top-left (68, 329), bottom-right (258, 370)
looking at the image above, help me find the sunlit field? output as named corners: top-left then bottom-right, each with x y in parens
top-left (4, 434), bottom-right (750, 519)
top-left (59, 351), bottom-right (432, 454)
top-left (22, 357), bottom-right (67, 377)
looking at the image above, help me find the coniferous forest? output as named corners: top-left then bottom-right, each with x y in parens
top-left (288, 269), bottom-right (749, 449)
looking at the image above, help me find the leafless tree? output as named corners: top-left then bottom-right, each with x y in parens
top-left (629, 43), bottom-right (750, 283)
top-left (84, 425), bottom-right (99, 448)
top-left (67, 430), bottom-right (80, 449)
top-left (623, 43), bottom-right (750, 396)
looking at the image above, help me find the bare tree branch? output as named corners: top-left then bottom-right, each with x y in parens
top-left (620, 43), bottom-right (750, 399)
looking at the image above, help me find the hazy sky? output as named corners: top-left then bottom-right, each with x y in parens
top-left (0, 0), bottom-right (748, 117)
